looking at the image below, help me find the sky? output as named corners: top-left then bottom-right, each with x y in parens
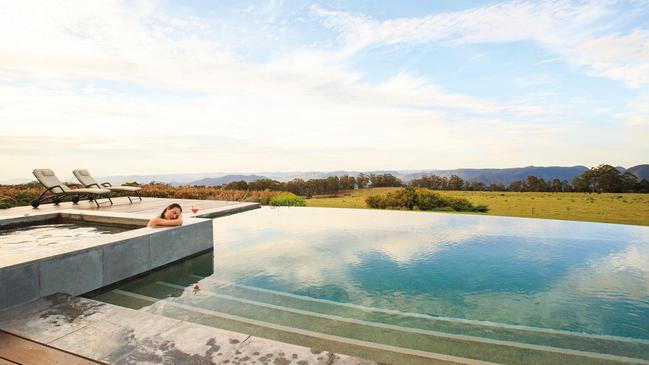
top-left (1, 0), bottom-right (648, 181)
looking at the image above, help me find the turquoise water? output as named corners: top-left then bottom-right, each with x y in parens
top-left (93, 207), bottom-right (649, 364)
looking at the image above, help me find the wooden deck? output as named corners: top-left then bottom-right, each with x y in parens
top-left (0, 330), bottom-right (105, 365)
top-left (0, 197), bottom-right (259, 219)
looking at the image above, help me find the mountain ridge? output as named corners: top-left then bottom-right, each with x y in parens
top-left (3, 165), bottom-right (647, 186)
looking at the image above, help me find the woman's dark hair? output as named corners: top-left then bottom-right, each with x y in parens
top-left (160, 203), bottom-right (182, 218)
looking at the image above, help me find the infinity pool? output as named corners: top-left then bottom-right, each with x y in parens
top-left (92, 207), bottom-right (649, 364)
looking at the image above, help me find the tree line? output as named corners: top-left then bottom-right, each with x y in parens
top-left (211, 165), bottom-right (649, 195)
top-left (221, 173), bottom-right (402, 197)
top-left (410, 165), bottom-right (649, 193)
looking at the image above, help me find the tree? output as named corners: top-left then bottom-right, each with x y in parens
top-left (447, 175), bottom-right (464, 190)
top-left (223, 180), bottom-right (249, 190)
top-left (591, 164), bottom-right (623, 193)
top-left (410, 175), bottom-right (448, 190)
top-left (561, 180), bottom-right (573, 192)
top-left (356, 173), bottom-right (370, 189)
top-left (621, 172), bottom-right (638, 193)
top-left (369, 174), bottom-right (402, 187)
top-left (324, 176), bottom-right (341, 194)
top-left (550, 178), bottom-right (563, 192)
top-left (489, 183), bottom-right (506, 191)
top-left (526, 176), bottom-right (548, 192)
top-left (339, 175), bottom-right (356, 190)
top-left (466, 181), bottom-right (486, 191)
top-left (286, 179), bottom-right (307, 195)
top-left (637, 179), bottom-right (649, 193)
top-left (248, 178), bottom-right (283, 191)
top-left (573, 170), bottom-right (595, 192)
top-left (508, 180), bottom-right (525, 192)
top-left (572, 164), bottom-right (626, 193)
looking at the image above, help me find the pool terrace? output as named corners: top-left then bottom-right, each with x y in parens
top-left (3, 201), bottom-right (649, 364)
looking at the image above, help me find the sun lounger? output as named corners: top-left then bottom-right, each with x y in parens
top-left (32, 169), bottom-right (112, 208)
top-left (73, 169), bottom-right (142, 203)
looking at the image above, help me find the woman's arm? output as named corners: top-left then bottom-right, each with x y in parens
top-left (147, 216), bottom-right (183, 228)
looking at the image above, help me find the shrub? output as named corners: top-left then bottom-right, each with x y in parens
top-left (269, 192), bottom-right (306, 207)
top-left (140, 184), bottom-right (176, 198)
top-left (446, 197), bottom-right (474, 211)
top-left (365, 188), bottom-right (489, 212)
top-left (415, 189), bottom-right (448, 210)
top-left (471, 205), bottom-right (489, 212)
top-left (0, 183), bottom-right (41, 209)
top-left (366, 189), bottom-right (407, 209)
top-left (365, 195), bottom-right (383, 209)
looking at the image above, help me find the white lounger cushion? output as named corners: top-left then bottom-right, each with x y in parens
top-left (33, 169), bottom-right (71, 193)
top-left (105, 186), bottom-right (141, 192)
top-left (73, 169), bottom-right (141, 191)
top-left (71, 187), bottom-right (112, 194)
top-left (33, 169), bottom-right (110, 194)
top-left (72, 169), bottom-right (95, 187)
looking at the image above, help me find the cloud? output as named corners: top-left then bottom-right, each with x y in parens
top-left (0, 1), bottom-right (646, 179)
top-left (312, 1), bottom-right (649, 88)
top-left (0, 0), bottom-right (567, 117)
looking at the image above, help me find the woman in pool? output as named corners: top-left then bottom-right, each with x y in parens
top-left (148, 203), bottom-right (183, 228)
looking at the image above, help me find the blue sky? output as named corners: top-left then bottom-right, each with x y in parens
top-left (1, 0), bottom-right (648, 180)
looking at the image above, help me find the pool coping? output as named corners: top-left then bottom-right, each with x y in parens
top-left (0, 209), bottom-right (208, 270)
top-left (0, 209), bottom-right (218, 310)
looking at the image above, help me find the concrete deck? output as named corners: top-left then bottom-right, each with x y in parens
top-left (0, 294), bottom-right (381, 365)
top-left (0, 196), bottom-right (260, 220)
top-left (0, 330), bottom-right (105, 364)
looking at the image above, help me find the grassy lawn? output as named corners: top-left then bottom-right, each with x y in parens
top-left (305, 188), bottom-right (649, 226)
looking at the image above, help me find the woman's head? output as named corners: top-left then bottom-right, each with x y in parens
top-left (160, 203), bottom-right (182, 219)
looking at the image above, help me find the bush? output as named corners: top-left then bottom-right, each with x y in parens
top-left (269, 192), bottom-right (306, 207)
top-left (0, 183), bottom-right (41, 209)
top-left (471, 205), bottom-right (489, 212)
top-left (415, 189), bottom-right (448, 210)
top-left (365, 188), bottom-right (489, 212)
top-left (446, 197), bottom-right (473, 211)
top-left (136, 184), bottom-right (283, 205)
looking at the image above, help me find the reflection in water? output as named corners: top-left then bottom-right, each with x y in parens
top-left (209, 207), bottom-right (649, 339)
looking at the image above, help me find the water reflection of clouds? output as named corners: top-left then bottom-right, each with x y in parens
top-left (213, 208), bottom-right (649, 284)
top-left (212, 207), bottom-right (649, 289)
top-left (216, 207), bottom-right (649, 246)
top-left (207, 207), bottom-right (649, 336)
top-left (570, 244), bottom-right (649, 299)
top-left (455, 243), bottom-right (649, 337)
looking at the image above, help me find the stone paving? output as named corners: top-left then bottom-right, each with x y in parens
top-left (0, 294), bottom-right (383, 365)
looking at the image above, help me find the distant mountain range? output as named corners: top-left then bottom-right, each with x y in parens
top-left (190, 175), bottom-right (267, 186)
top-left (4, 165), bottom-right (648, 186)
top-left (187, 165), bottom-right (649, 186)
top-left (627, 165), bottom-right (649, 180)
top-left (400, 166), bottom-right (591, 185)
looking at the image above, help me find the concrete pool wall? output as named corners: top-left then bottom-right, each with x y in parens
top-left (0, 209), bottom-right (214, 310)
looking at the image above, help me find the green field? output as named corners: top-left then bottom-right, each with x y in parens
top-left (305, 188), bottom-right (649, 226)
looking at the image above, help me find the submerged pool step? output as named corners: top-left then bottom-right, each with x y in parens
top-left (180, 276), bottom-right (649, 362)
top-left (107, 289), bottom-right (498, 365)
top-left (105, 285), bottom-right (649, 365)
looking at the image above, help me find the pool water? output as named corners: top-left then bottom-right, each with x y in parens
top-left (91, 207), bottom-right (649, 364)
top-left (0, 222), bottom-right (132, 250)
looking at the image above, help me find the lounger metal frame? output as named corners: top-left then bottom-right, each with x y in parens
top-left (31, 184), bottom-right (113, 208)
top-left (86, 181), bottom-right (143, 203)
